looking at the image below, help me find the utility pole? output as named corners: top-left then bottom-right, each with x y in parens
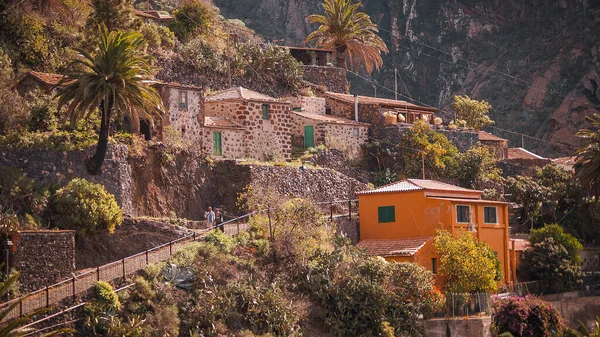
top-left (421, 152), bottom-right (425, 180)
top-left (373, 85), bottom-right (377, 98)
top-left (227, 32), bottom-right (232, 88)
top-left (394, 68), bottom-right (398, 100)
top-left (521, 134), bottom-right (524, 148)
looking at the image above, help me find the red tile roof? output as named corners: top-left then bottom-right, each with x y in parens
top-left (357, 179), bottom-right (482, 197)
top-left (291, 111), bottom-right (369, 126)
top-left (552, 156), bottom-right (576, 165)
top-left (479, 131), bottom-right (508, 142)
top-left (133, 9), bottom-right (155, 19)
top-left (204, 116), bottom-right (245, 129)
top-left (510, 239), bottom-right (531, 252)
top-left (324, 92), bottom-right (438, 112)
top-left (507, 148), bottom-right (546, 160)
top-left (26, 71), bottom-right (67, 86)
top-left (205, 87), bottom-right (281, 103)
top-left (358, 237), bottom-right (431, 257)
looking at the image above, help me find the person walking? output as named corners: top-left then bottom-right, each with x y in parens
top-left (204, 206), bottom-right (215, 228)
top-left (215, 209), bottom-right (224, 232)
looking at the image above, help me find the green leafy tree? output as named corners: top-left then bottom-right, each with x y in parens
top-left (87, 0), bottom-right (138, 32)
top-left (451, 95), bottom-right (494, 130)
top-left (170, 0), bottom-right (215, 41)
top-left (434, 229), bottom-right (501, 293)
top-left (506, 175), bottom-right (550, 230)
top-left (305, 0), bottom-right (389, 73)
top-left (575, 113), bottom-right (600, 201)
top-left (50, 178), bottom-right (123, 234)
top-left (454, 145), bottom-right (503, 191)
top-left (400, 119), bottom-right (458, 179)
top-left (57, 27), bottom-right (164, 175)
top-left (529, 223), bottom-right (583, 265)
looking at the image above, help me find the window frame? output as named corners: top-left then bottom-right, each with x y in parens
top-left (178, 90), bottom-right (188, 110)
top-left (261, 104), bottom-right (270, 120)
top-left (484, 206), bottom-right (498, 224)
top-left (377, 206), bottom-right (395, 223)
top-left (456, 205), bottom-right (471, 224)
top-left (352, 127), bottom-right (359, 137)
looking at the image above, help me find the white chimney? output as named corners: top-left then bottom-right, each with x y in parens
top-left (354, 94), bottom-right (359, 122)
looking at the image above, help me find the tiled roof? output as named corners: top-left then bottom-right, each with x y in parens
top-left (479, 131), bottom-right (508, 142)
top-left (427, 197), bottom-right (509, 204)
top-left (291, 111), bottom-right (369, 126)
top-left (324, 92), bottom-right (437, 112)
top-left (552, 156), bottom-right (576, 165)
top-left (510, 238), bottom-right (531, 252)
top-left (26, 71), bottom-right (67, 86)
top-left (357, 179), bottom-right (482, 196)
top-left (148, 80), bottom-right (202, 91)
top-left (133, 9), bottom-right (155, 19)
top-left (507, 148), bottom-right (546, 160)
top-left (204, 116), bottom-right (245, 129)
top-left (205, 87), bottom-right (280, 103)
top-left (358, 237), bottom-right (431, 257)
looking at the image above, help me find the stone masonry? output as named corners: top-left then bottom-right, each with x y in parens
top-left (380, 126), bottom-right (479, 152)
top-left (301, 65), bottom-right (348, 93)
top-left (156, 84), bottom-right (204, 150)
top-left (288, 96), bottom-right (326, 114)
top-left (8, 230), bottom-right (76, 293)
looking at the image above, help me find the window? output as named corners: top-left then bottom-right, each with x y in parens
top-left (325, 107), bottom-right (332, 115)
top-left (484, 206), bottom-right (498, 224)
top-left (178, 90), bottom-right (188, 110)
top-left (431, 258), bottom-right (437, 274)
top-left (456, 205), bottom-right (470, 223)
top-left (378, 206), bottom-right (395, 223)
top-left (353, 127), bottom-right (359, 137)
top-left (262, 104), bottom-right (269, 120)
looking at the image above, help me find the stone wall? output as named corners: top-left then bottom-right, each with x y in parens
top-left (0, 145), bottom-right (134, 215)
top-left (325, 97), bottom-right (382, 125)
top-left (290, 113), bottom-right (328, 146)
top-left (379, 126), bottom-right (479, 152)
top-left (205, 100), bottom-right (293, 160)
top-left (324, 123), bottom-right (368, 160)
top-left (8, 230), bottom-right (76, 293)
top-left (288, 96), bottom-right (326, 114)
top-left (422, 316), bottom-right (492, 337)
top-left (548, 295), bottom-right (600, 329)
top-left (202, 127), bottom-right (247, 159)
top-left (301, 65), bottom-right (348, 93)
top-left (158, 86), bottom-right (204, 150)
top-left (311, 149), bottom-right (371, 183)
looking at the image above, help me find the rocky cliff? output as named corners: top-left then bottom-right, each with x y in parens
top-left (213, 0), bottom-right (600, 157)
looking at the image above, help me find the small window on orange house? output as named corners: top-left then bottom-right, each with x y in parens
top-left (484, 206), bottom-right (498, 224)
top-left (431, 258), bottom-right (437, 274)
top-left (456, 205), bottom-right (470, 223)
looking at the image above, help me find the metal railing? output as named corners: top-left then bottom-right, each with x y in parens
top-left (445, 292), bottom-right (491, 317)
top-left (0, 211), bottom-right (260, 322)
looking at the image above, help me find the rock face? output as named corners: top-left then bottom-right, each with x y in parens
top-left (214, 0), bottom-right (600, 157)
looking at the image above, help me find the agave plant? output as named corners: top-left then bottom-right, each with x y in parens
top-left (162, 263), bottom-right (194, 290)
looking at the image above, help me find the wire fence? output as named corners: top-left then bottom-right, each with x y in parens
top-left (444, 293), bottom-right (492, 317)
top-left (0, 211), bottom-right (260, 322)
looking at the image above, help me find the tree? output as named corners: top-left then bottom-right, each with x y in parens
top-left (87, 0), bottom-right (138, 32)
top-left (170, 0), bottom-right (215, 41)
top-left (575, 113), bottom-right (600, 201)
top-left (451, 95), bottom-right (494, 130)
top-left (506, 175), bottom-right (550, 231)
top-left (433, 229), bottom-right (501, 293)
top-left (454, 145), bottom-right (502, 192)
top-left (492, 295), bottom-right (565, 337)
top-left (529, 223), bottom-right (583, 265)
top-left (57, 27), bottom-right (164, 175)
top-left (305, 0), bottom-right (389, 74)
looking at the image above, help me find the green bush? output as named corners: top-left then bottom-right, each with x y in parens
top-left (27, 94), bottom-right (59, 132)
top-left (205, 229), bottom-right (236, 253)
top-left (140, 23), bottom-right (175, 50)
top-left (50, 178), bottom-right (123, 234)
top-left (170, 0), bottom-right (215, 41)
top-left (91, 281), bottom-right (121, 313)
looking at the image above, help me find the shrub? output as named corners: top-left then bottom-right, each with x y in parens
top-left (492, 295), bottom-right (564, 337)
top-left (144, 304), bottom-right (180, 337)
top-left (50, 178), bottom-right (123, 234)
top-left (28, 94), bottom-right (59, 132)
top-left (140, 23), bottom-right (176, 50)
top-left (170, 0), bottom-right (215, 41)
top-left (205, 229), bottom-right (236, 253)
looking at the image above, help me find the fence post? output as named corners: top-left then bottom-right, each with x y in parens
top-left (169, 241), bottom-right (173, 256)
top-left (236, 217), bottom-right (239, 235)
top-left (45, 286), bottom-right (49, 308)
top-left (19, 298), bottom-right (22, 316)
top-left (96, 266), bottom-right (100, 281)
top-left (72, 276), bottom-right (76, 298)
top-left (193, 232), bottom-right (196, 241)
top-left (348, 200), bottom-right (352, 221)
top-left (330, 202), bottom-right (333, 221)
top-left (145, 250), bottom-right (149, 265)
top-left (122, 258), bottom-right (126, 279)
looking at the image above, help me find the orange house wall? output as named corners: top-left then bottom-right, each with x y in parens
top-left (358, 191), bottom-right (512, 284)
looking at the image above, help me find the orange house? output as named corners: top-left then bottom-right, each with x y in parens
top-left (357, 179), bottom-right (513, 285)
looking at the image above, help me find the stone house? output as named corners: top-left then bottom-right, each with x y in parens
top-left (288, 95), bottom-right (369, 159)
top-left (478, 131), bottom-right (509, 160)
top-left (322, 91), bottom-right (438, 125)
top-left (356, 179), bottom-right (513, 285)
top-left (285, 46), bottom-right (333, 66)
top-left (204, 87), bottom-right (293, 161)
top-left (15, 71), bottom-right (69, 96)
top-left (151, 81), bottom-right (204, 149)
top-left (282, 46), bottom-right (348, 93)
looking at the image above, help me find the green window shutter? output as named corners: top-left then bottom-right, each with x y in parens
top-left (213, 131), bottom-right (222, 156)
top-left (262, 104), bottom-right (269, 120)
top-left (378, 206), bottom-right (395, 223)
top-left (304, 125), bottom-right (314, 148)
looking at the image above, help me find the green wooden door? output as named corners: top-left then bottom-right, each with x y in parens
top-left (213, 131), bottom-right (222, 156)
top-left (304, 125), bottom-right (314, 148)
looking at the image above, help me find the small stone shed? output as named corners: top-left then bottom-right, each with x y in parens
top-left (322, 91), bottom-right (438, 125)
top-left (291, 111), bottom-right (369, 159)
top-left (202, 116), bottom-right (246, 159)
top-left (478, 131), bottom-right (508, 160)
top-left (152, 81), bottom-right (204, 150)
top-left (204, 87), bottom-right (294, 161)
top-left (15, 71), bottom-right (70, 96)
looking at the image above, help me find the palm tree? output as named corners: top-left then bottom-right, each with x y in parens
top-left (305, 0), bottom-right (388, 74)
top-left (57, 26), bottom-right (164, 175)
top-left (574, 113), bottom-right (600, 201)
